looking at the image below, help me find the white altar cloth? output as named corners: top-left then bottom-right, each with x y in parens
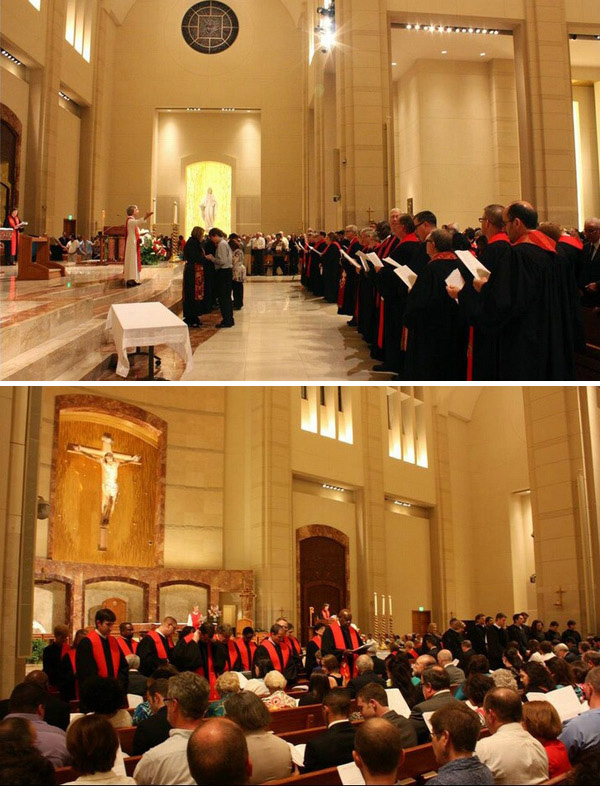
top-left (106, 302), bottom-right (193, 378)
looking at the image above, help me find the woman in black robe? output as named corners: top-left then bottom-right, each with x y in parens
top-left (183, 226), bottom-right (208, 326)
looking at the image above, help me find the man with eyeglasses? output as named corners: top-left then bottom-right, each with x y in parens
top-left (133, 671), bottom-right (209, 785)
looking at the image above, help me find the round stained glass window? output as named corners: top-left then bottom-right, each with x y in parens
top-left (181, 2), bottom-right (240, 55)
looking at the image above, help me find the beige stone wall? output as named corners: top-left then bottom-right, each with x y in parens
top-left (1, 66), bottom-right (30, 204)
top-left (573, 85), bottom-right (600, 223)
top-left (53, 105), bottom-right (81, 226)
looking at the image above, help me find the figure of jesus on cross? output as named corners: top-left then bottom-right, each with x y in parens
top-left (67, 433), bottom-right (141, 551)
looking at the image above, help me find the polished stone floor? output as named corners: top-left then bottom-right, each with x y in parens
top-left (179, 280), bottom-right (390, 381)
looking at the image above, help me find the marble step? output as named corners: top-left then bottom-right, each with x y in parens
top-left (1, 270), bottom-right (184, 381)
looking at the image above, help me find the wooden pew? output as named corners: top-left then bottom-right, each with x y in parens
top-left (261, 763), bottom-right (418, 785)
top-left (54, 766), bottom-right (80, 784)
top-left (277, 726), bottom-right (327, 745)
top-left (116, 726), bottom-right (137, 756)
top-left (124, 755), bottom-right (142, 777)
top-left (269, 704), bottom-right (324, 734)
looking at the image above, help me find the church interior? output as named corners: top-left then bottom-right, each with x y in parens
top-left (1, 384), bottom-right (599, 698)
top-left (1, 0), bottom-right (600, 381)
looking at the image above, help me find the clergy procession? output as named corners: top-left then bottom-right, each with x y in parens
top-left (3, 604), bottom-right (600, 785)
top-left (299, 203), bottom-right (598, 382)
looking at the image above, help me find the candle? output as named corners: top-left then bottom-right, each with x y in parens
top-left (173, 200), bottom-right (178, 225)
top-left (374, 592), bottom-right (377, 617)
top-left (381, 594), bottom-right (385, 616)
top-left (389, 595), bottom-right (392, 617)
top-left (101, 209), bottom-right (105, 230)
top-left (152, 197), bottom-right (157, 225)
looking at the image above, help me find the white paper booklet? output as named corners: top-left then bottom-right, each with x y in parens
top-left (454, 249), bottom-right (491, 279)
top-left (386, 688), bottom-right (411, 719)
top-left (526, 686), bottom-right (588, 723)
top-left (337, 761), bottom-right (366, 786)
top-left (366, 252), bottom-right (384, 269)
top-left (445, 268), bottom-right (466, 293)
top-left (393, 265), bottom-right (418, 291)
top-left (355, 250), bottom-right (371, 272)
top-left (341, 248), bottom-right (361, 269)
top-left (288, 742), bottom-right (306, 767)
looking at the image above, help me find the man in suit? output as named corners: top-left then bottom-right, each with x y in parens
top-left (437, 650), bottom-right (466, 687)
top-left (356, 682), bottom-right (417, 748)
top-left (507, 613), bottom-right (528, 655)
top-left (486, 613), bottom-right (508, 670)
top-left (301, 689), bottom-right (356, 773)
top-left (458, 640), bottom-right (476, 673)
top-left (409, 666), bottom-right (454, 744)
top-left (579, 217), bottom-right (600, 305)
top-left (466, 614), bottom-right (487, 657)
top-left (442, 619), bottom-right (465, 660)
top-left (132, 677), bottom-right (171, 755)
top-left (346, 654), bottom-right (385, 697)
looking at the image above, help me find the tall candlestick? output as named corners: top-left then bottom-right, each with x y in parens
top-left (381, 594), bottom-right (385, 617)
top-left (173, 200), bottom-right (178, 225)
top-left (101, 209), bottom-right (105, 230)
top-left (153, 197), bottom-right (157, 225)
top-left (389, 595), bottom-right (392, 617)
top-left (373, 592), bottom-right (377, 617)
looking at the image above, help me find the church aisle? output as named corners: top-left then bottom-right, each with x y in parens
top-left (181, 281), bottom-right (392, 381)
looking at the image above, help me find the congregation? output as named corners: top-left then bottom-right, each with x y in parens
top-left (1, 605), bottom-right (600, 786)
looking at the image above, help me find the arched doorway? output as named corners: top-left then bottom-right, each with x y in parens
top-left (185, 161), bottom-right (232, 237)
top-left (297, 526), bottom-right (349, 645)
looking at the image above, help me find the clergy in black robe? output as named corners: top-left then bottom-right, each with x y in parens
top-left (76, 609), bottom-right (128, 694)
top-left (254, 625), bottom-right (298, 685)
top-left (321, 232), bottom-right (342, 303)
top-left (305, 623), bottom-right (326, 677)
top-left (182, 227), bottom-right (208, 327)
top-left (465, 615), bottom-right (488, 657)
top-left (455, 205), bottom-right (511, 381)
top-left (579, 218), bottom-right (600, 305)
top-left (404, 230), bottom-right (469, 381)
top-left (321, 609), bottom-right (366, 678)
top-left (307, 232), bottom-right (326, 296)
top-left (356, 232), bottom-right (378, 342)
top-left (338, 228), bottom-right (361, 317)
top-left (137, 618), bottom-right (177, 677)
top-left (42, 625), bottom-right (70, 688)
top-left (486, 615), bottom-right (508, 670)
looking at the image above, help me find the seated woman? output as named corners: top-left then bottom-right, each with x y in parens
top-left (520, 661), bottom-right (556, 696)
top-left (76, 676), bottom-right (132, 729)
top-left (224, 691), bottom-right (294, 784)
top-left (297, 671), bottom-right (330, 707)
top-left (522, 700), bottom-right (572, 778)
top-left (64, 714), bottom-right (136, 785)
top-left (463, 673), bottom-right (495, 724)
top-left (262, 671), bottom-right (298, 710)
top-left (454, 654), bottom-right (490, 701)
top-left (206, 671), bottom-right (241, 717)
top-left (321, 654), bottom-right (344, 688)
top-left (502, 647), bottom-right (524, 687)
top-left (385, 652), bottom-right (419, 709)
top-left (545, 656), bottom-right (574, 690)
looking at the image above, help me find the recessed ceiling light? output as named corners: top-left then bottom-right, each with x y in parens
top-left (391, 61), bottom-right (397, 66)
top-left (441, 50), bottom-right (447, 54)
top-left (480, 52), bottom-right (486, 56)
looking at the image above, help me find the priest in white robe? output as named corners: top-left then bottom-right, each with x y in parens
top-left (124, 204), bottom-right (152, 287)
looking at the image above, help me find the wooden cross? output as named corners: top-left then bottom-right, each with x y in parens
top-left (366, 207), bottom-right (374, 223)
top-left (554, 586), bottom-right (566, 608)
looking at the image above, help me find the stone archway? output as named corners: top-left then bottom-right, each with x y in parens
top-left (0, 104), bottom-right (22, 226)
top-left (297, 525), bottom-right (350, 645)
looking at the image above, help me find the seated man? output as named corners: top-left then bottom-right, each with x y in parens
top-left (301, 688), bottom-right (356, 774)
top-left (126, 653), bottom-right (149, 697)
top-left (426, 702), bottom-right (494, 785)
top-left (133, 671), bottom-right (209, 785)
top-left (132, 677), bottom-right (171, 755)
top-left (410, 666), bottom-right (454, 744)
top-left (437, 649), bottom-right (466, 686)
top-left (4, 682), bottom-right (70, 767)
top-left (24, 670), bottom-right (70, 731)
top-left (187, 718), bottom-right (252, 785)
top-left (346, 654), bottom-right (385, 697)
top-left (475, 687), bottom-right (548, 784)
top-left (559, 665), bottom-right (600, 762)
top-left (356, 682), bottom-right (417, 748)
top-left (353, 717), bottom-right (404, 785)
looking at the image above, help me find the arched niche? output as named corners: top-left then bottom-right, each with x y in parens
top-left (49, 395), bottom-right (167, 568)
top-left (84, 577), bottom-right (148, 626)
top-left (33, 575), bottom-right (72, 634)
top-left (296, 525), bottom-right (350, 645)
top-left (0, 104), bottom-right (22, 220)
top-left (158, 581), bottom-right (210, 623)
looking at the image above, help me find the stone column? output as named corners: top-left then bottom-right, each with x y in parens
top-left (335, 0), bottom-right (391, 226)
top-left (522, 387), bottom-right (591, 630)
top-left (514, 0), bottom-right (578, 224)
top-left (0, 387), bottom-right (42, 697)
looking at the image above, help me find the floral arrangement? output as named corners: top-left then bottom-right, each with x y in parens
top-left (207, 604), bottom-right (222, 623)
top-left (140, 232), bottom-right (168, 265)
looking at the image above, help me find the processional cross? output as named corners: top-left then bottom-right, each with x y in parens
top-left (67, 433), bottom-right (141, 550)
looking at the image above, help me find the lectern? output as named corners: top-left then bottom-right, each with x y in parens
top-left (17, 236), bottom-right (66, 280)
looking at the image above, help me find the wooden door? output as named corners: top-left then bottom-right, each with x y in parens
top-left (102, 597), bottom-right (127, 624)
top-left (412, 610), bottom-right (431, 636)
top-left (63, 218), bottom-right (76, 236)
top-left (300, 536), bottom-right (347, 646)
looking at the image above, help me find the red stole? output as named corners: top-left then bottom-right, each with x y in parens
top-left (226, 639), bottom-right (241, 671)
top-left (260, 638), bottom-right (290, 674)
top-left (61, 642), bottom-right (70, 660)
top-left (184, 634), bottom-right (219, 700)
top-left (487, 232), bottom-right (510, 245)
top-left (430, 252), bottom-right (458, 262)
top-left (311, 635), bottom-right (322, 649)
top-left (399, 232), bottom-right (419, 246)
top-left (116, 637), bottom-right (137, 656)
top-left (377, 297), bottom-right (385, 348)
top-left (329, 623), bottom-right (360, 679)
top-left (285, 635), bottom-right (301, 655)
top-left (147, 630), bottom-right (173, 660)
top-left (88, 632), bottom-right (121, 679)
top-left (377, 235), bottom-right (401, 259)
top-left (67, 648), bottom-right (79, 699)
top-left (324, 241), bottom-right (341, 256)
top-left (190, 612), bottom-right (202, 629)
top-left (235, 638), bottom-right (256, 671)
top-left (559, 234), bottom-right (583, 250)
top-left (8, 215), bottom-right (20, 256)
top-left (124, 216), bottom-right (142, 272)
top-left (321, 607), bottom-right (330, 620)
top-left (513, 231), bottom-right (556, 252)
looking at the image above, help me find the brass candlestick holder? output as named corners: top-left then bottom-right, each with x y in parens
top-left (169, 223), bottom-right (179, 263)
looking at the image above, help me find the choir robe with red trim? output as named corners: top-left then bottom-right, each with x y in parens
top-left (322, 241), bottom-right (342, 303)
top-left (556, 239), bottom-right (585, 354)
top-left (172, 636), bottom-right (226, 701)
top-left (75, 632), bottom-right (128, 693)
top-left (116, 636), bottom-right (138, 656)
top-left (224, 638), bottom-right (243, 672)
top-left (369, 236), bottom-right (403, 358)
top-left (7, 214), bottom-right (21, 259)
top-left (254, 638), bottom-right (297, 685)
top-left (457, 234), bottom-right (512, 381)
top-left (42, 641), bottom-right (70, 688)
top-left (235, 638), bottom-right (257, 672)
top-left (321, 623), bottom-right (365, 677)
top-left (376, 234), bottom-right (422, 374)
top-left (404, 253), bottom-right (469, 381)
top-left (283, 635), bottom-right (304, 678)
top-left (356, 255), bottom-right (378, 343)
top-left (137, 630), bottom-right (175, 677)
top-left (58, 649), bottom-right (79, 702)
top-left (338, 239), bottom-right (362, 316)
top-left (308, 238), bottom-right (327, 296)
top-left (305, 635), bottom-right (322, 677)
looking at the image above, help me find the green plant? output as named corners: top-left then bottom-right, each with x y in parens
top-left (27, 637), bottom-right (46, 664)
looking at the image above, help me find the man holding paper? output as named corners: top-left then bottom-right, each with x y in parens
top-left (404, 229), bottom-right (469, 380)
top-left (356, 682), bottom-right (418, 748)
top-left (337, 226), bottom-right (362, 318)
top-left (321, 608), bottom-right (366, 678)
